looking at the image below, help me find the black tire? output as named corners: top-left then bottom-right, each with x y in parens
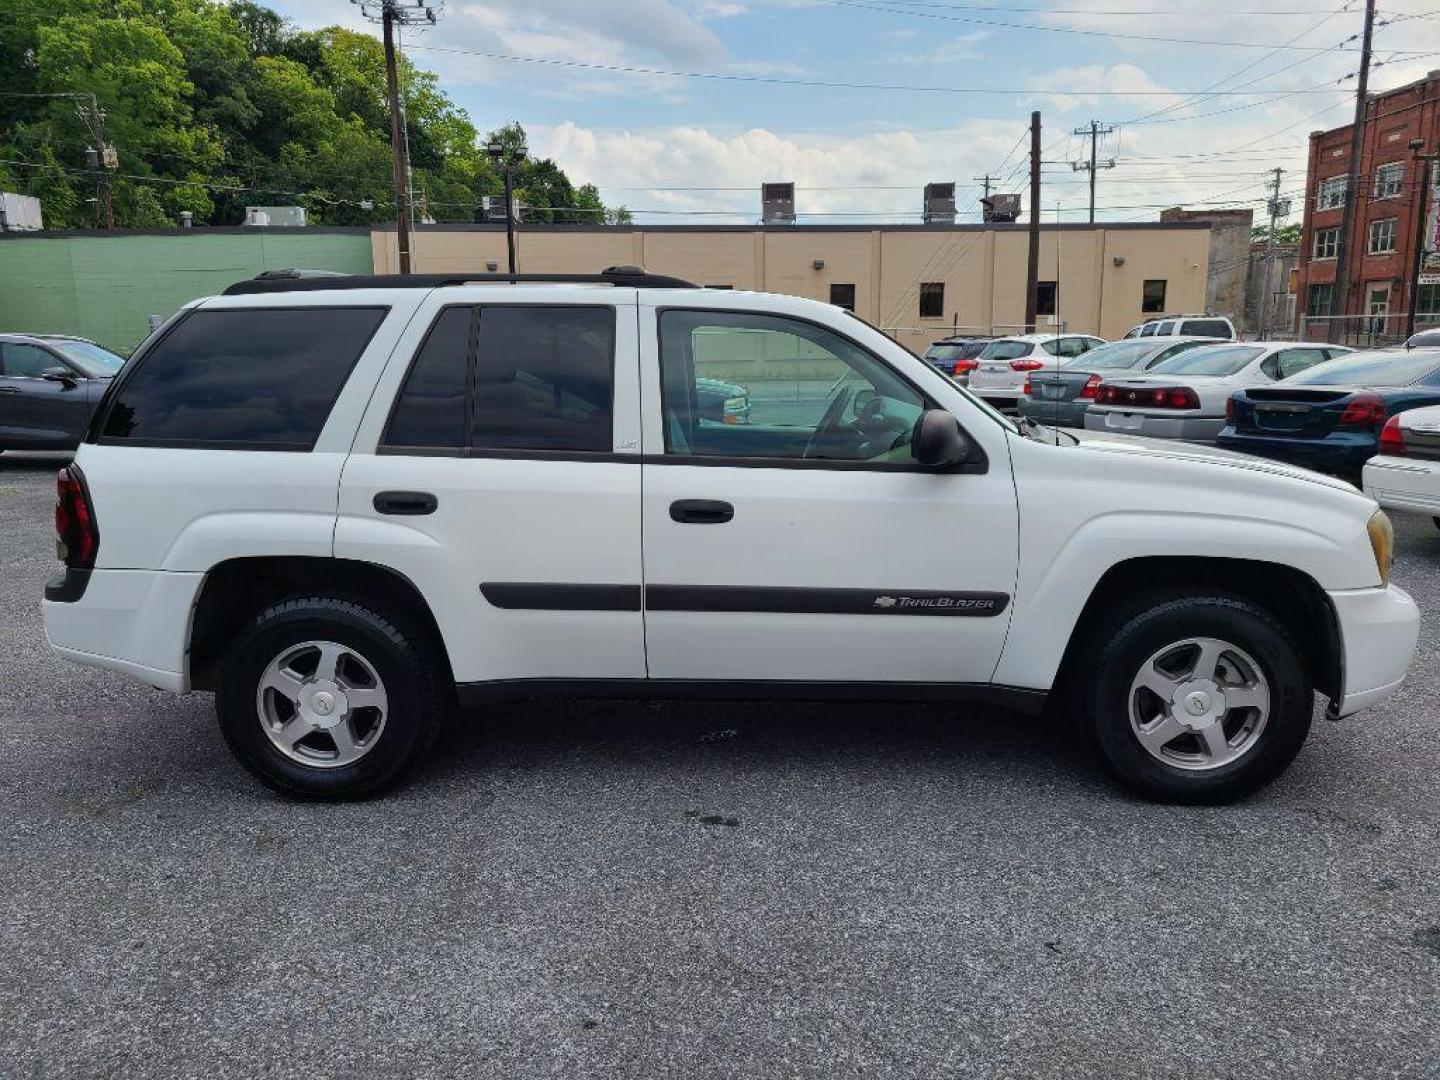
top-left (1071, 591), bottom-right (1313, 804)
top-left (216, 597), bottom-right (444, 799)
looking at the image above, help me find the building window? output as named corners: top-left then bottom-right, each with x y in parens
top-left (1312, 227), bottom-right (1339, 260)
top-left (919, 282), bottom-right (944, 319)
top-left (1374, 162), bottom-right (1404, 199)
top-left (1316, 176), bottom-right (1347, 211)
top-left (1368, 218), bottom-right (1398, 254)
top-left (1306, 283), bottom-right (1333, 317)
top-left (1036, 281), bottom-right (1057, 316)
top-left (829, 283), bottom-right (856, 311)
top-left (1420, 283), bottom-right (1440, 316)
top-left (705, 284), bottom-right (734, 290)
top-left (1141, 279), bottom-right (1167, 314)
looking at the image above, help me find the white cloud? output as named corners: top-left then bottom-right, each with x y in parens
top-left (1025, 63), bottom-right (1180, 115)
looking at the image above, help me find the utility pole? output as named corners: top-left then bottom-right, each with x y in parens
top-left (352, 0), bottom-right (439, 275)
top-left (1260, 167), bottom-right (1288, 339)
top-left (1070, 120), bottom-right (1115, 224)
top-left (1332, 0), bottom-right (1376, 326)
top-left (76, 95), bottom-right (116, 229)
top-left (1405, 138), bottom-right (1437, 340)
top-left (1025, 111), bottom-right (1042, 333)
top-left (973, 174), bottom-right (997, 199)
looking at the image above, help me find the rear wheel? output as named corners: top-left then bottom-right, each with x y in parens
top-left (216, 597), bottom-right (443, 799)
top-left (1072, 592), bottom-right (1313, 804)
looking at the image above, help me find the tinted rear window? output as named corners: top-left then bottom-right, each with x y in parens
top-left (978, 340), bottom-right (1033, 360)
top-left (1151, 345), bottom-right (1264, 377)
top-left (1287, 350), bottom-right (1440, 387)
top-left (1072, 340), bottom-right (1167, 370)
top-left (99, 307), bottom-right (385, 448)
top-left (1180, 319), bottom-right (1232, 338)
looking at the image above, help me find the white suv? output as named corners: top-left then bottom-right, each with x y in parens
top-left (42, 268), bottom-right (1420, 803)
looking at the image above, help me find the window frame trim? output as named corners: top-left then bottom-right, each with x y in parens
top-left (90, 304), bottom-right (390, 452)
top-left (653, 305), bottom-right (987, 475)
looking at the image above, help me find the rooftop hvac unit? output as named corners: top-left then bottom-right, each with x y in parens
top-left (761, 182), bottom-right (795, 225)
top-left (481, 195), bottom-right (524, 223)
top-left (981, 193), bottom-right (1021, 224)
top-left (0, 192), bottom-right (43, 232)
top-left (244, 205), bottom-right (307, 227)
top-left (923, 182), bottom-right (956, 225)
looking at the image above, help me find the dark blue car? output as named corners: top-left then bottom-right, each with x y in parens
top-left (1217, 348), bottom-right (1440, 477)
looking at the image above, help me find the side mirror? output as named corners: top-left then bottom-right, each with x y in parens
top-left (41, 370), bottom-right (78, 388)
top-left (913, 408), bottom-right (971, 467)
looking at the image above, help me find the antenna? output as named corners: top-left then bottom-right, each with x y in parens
top-left (1053, 201), bottom-right (1062, 433)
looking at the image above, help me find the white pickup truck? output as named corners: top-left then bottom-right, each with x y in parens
top-left (42, 269), bottom-right (1420, 802)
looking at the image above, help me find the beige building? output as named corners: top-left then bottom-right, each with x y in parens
top-left (372, 221), bottom-right (1212, 346)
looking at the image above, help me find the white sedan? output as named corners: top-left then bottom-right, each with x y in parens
top-left (1363, 404), bottom-right (1440, 527)
top-left (1083, 342), bottom-right (1352, 443)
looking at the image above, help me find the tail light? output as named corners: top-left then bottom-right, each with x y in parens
top-left (1079, 374), bottom-right (1102, 400)
top-left (1095, 385), bottom-right (1200, 409)
top-left (1022, 374), bottom-right (1034, 396)
top-left (1225, 395), bottom-right (1236, 424)
top-left (953, 358), bottom-right (979, 376)
top-left (1379, 414), bottom-right (1405, 456)
top-left (1010, 359), bottom-right (1045, 371)
top-left (55, 466), bottom-right (99, 569)
top-left (1338, 392), bottom-right (1386, 428)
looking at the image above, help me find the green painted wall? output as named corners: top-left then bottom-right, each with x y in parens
top-left (0, 230), bottom-right (373, 353)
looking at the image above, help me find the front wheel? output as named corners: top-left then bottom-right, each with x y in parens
top-left (1074, 593), bottom-right (1313, 804)
top-left (216, 597), bottom-right (444, 799)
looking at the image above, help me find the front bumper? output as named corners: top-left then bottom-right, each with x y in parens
top-left (1328, 583), bottom-right (1420, 717)
top-left (1083, 410), bottom-right (1224, 443)
top-left (1362, 455), bottom-right (1440, 517)
top-left (42, 568), bottom-right (203, 692)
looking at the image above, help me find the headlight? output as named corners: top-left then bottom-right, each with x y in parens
top-left (1367, 508), bottom-right (1394, 586)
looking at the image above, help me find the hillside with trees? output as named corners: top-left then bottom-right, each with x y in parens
top-left (0, 0), bottom-right (627, 228)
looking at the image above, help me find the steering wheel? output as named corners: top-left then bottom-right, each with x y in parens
top-left (802, 385), bottom-right (854, 459)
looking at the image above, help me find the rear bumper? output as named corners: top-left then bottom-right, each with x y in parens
top-left (1016, 397), bottom-right (1090, 428)
top-left (1328, 583), bottom-right (1420, 717)
top-left (1084, 410), bottom-right (1223, 443)
top-left (1216, 429), bottom-right (1375, 474)
top-left (1362, 455), bottom-right (1440, 516)
top-left (42, 568), bottom-right (203, 692)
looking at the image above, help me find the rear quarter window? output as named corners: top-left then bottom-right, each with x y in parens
top-left (98, 307), bottom-right (386, 449)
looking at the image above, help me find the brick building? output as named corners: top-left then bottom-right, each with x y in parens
top-left (1295, 69), bottom-right (1440, 339)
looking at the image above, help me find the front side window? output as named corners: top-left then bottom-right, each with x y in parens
top-left (382, 305), bottom-right (616, 454)
top-left (1375, 162), bottom-right (1403, 199)
top-left (659, 309), bottom-right (927, 464)
top-left (1, 342), bottom-right (63, 378)
top-left (1368, 218), bottom-right (1398, 254)
top-left (919, 282), bottom-right (944, 319)
top-left (1307, 283), bottom-right (1334, 317)
top-left (1317, 176), bottom-right (1347, 211)
top-left (1142, 280), bottom-right (1167, 314)
top-left (1312, 227), bottom-right (1339, 260)
top-left (99, 307), bottom-right (386, 449)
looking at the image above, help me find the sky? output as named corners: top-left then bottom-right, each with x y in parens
top-left (268, 0), bottom-right (1440, 225)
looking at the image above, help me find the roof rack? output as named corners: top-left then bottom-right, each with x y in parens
top-left (223, 265), bottom-right (697, 296)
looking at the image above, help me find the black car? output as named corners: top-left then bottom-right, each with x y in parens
top-left (0, 334), bottom-right (127, 453)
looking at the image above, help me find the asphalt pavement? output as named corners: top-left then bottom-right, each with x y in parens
top-left (1, 450), bottom-right (1438, 1078)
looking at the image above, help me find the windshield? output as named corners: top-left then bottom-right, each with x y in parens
top-left (49, 339), bottom-right (126, 377)
top-left (1286, 349), bottom-right (1440, 387)
top-left (978, 340), bottom-right (1034, 361)
top-left (1074, 340), bottom-right (1171, 370)
top-left (1150, 344), bottom-right (1264, 377)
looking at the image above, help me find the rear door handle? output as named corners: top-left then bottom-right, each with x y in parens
top-left (374, 490), bottom-right (437, 516)
top-left (670, 499), bottom-right (734, 525)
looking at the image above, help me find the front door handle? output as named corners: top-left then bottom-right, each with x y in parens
top-left (0, 387), bottom-right (17, 394)
top-left (374, 490), bottom-right (437, 515)
top-left (670, 499), bottom-right (734, 525)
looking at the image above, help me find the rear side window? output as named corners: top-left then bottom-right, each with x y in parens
top-left (382, 305), bottom-right (616, 454)
top-left (99, 307), bottom-right (386, 449)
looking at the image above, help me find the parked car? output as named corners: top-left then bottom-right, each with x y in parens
top-left (1017, 336), bottom-right (1222, 429)
top-left (1363, 404), bottom-right (1440, 527)
top-left (1123, 315), bottom-right (1238, 341)
top-left (921, 336), bottom-right (993, 381)
top-left (1218, 348), bottom-right (1440, 477)
top-left (1083, 343), bottom-right (1350, 444)
top-left (0, 333), bottom-right (126, 453)
top-left (1404, 328), bottom-right (1440, 349)
top-left (695, 376), bottom-right (751, 424)
top-left (967, 333), bottom-right (1107, 408)
top-left (42, 268), bottom-right (1417, 805)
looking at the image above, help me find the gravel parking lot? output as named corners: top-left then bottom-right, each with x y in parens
top-left (2, 450), bottom-right (1438, 1079)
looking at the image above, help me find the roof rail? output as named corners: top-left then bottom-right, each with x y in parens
top-left (222, 265), bottom-right (698, 295)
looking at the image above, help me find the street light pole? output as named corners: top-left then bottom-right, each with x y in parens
top-left (1405, 138), bottom-right (1437, 341)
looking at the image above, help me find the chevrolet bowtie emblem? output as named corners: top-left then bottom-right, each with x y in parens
top-left (873, 595), bottom-right (897, 608)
